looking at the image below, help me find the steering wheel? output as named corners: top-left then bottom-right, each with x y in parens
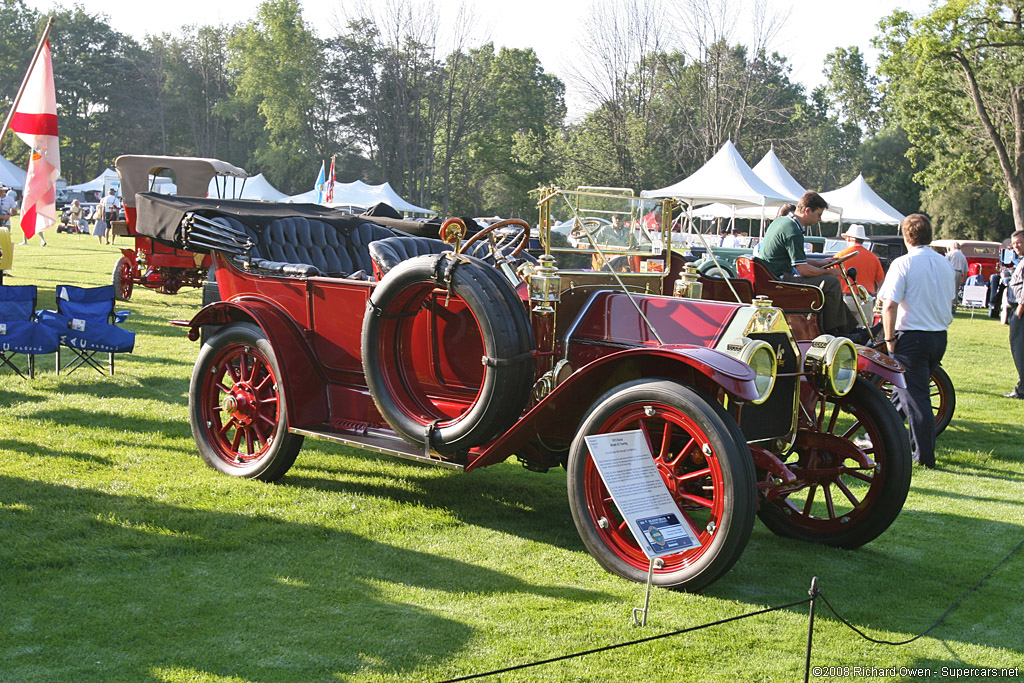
top-left (570, 218), bottom-right (604, 240)
top-left (822, 251), bottom-right (857, 269)
top-left (459, 218), bottom-right (531, 258)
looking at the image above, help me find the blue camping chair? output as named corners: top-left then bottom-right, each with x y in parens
top-left (37, 284), bottom-right (135, 376)
top-left (0, 284), bottom-right (60, 378)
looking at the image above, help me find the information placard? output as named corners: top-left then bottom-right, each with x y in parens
top-left (583, 430), bottom-right (702, 559)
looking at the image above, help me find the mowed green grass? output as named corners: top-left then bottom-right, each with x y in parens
top-left (1, 226), bottom-right (1022, 683)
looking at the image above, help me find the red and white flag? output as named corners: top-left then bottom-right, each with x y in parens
top-left (10, 41), bottom-right (60, 241)
top-left (324, 155), bottom-right (336, 204)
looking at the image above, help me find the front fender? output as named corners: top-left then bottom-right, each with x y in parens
top-left (466, 345), bottom-right (757, 471)
top-left (857, 345), bottom-right (905, 389)
top-left (181, 299), bottom-right (330, 428)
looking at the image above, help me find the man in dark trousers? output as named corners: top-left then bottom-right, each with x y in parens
top-left (1004, 230), bottom-right (1024, 399)
top-left (878, 214), bottom-right (956, 469)
top-left (759, 191), bottom-right (856, 336)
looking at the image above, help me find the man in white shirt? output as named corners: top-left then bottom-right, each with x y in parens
top-left (98, 189), bottom-right (120, 245)
top-left (946, 241), bottom-right (968, 297)
top-left (878, 214), bottom-right (956, 469)
top-left (0, 187), bottom-right (16, 226)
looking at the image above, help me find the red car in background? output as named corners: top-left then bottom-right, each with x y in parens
top-left (931, 239), bottom-right (1002, 281)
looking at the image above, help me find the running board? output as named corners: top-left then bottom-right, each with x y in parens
top-left (290, 425), bottom-right (466, 471)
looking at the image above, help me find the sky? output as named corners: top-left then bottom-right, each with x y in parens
top-left (25, 0), bottom-right (934, 119)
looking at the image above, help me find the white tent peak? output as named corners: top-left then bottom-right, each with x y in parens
top-left (641, 140), bottom-right (793, 207)
top-left (67, 168), bottom-right (117, 193)
top-left (287, 179), bottom-right (434, 215)
top-left (752, 147), bottom-right (806, 203)
top-left (209, 172), bottom-right (287, 201)
top-left (821, 174), bottom-right (904, 225)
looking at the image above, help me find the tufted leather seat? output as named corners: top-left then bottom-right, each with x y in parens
top-left (213, 215), bottom-right (395, 279)
top-left (368, 236), bottom-right (453, 277)
top-left (251, 217), bottom-right (393, 277)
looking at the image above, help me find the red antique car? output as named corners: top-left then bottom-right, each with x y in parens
top-left (151, 186), bottom-right (911, 592)
top-left (112, 155), bottom-right (248, 300)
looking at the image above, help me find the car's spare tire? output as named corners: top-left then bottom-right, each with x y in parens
top-left (361, 252), bottom-right (535, 454)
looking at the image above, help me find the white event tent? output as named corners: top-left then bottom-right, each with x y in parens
top-left (821, 174), bottom-right (904, 227)
top-left (287, 179), bottom-right (434, 215)
top-left (642, 140), bottom-right (793, 210)
top-left (67, 167), bottom-right (116, 193)
top-left (0, 155), bottom-right (27, 190)
top-left (208, 172), bottom-right (287, 201)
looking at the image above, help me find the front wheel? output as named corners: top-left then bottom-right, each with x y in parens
top-left (189, 322), bottom-right (303, 481)
top-left (112, 256), bottom-right (133, 301)
top-left (757, 381), bottom-right (912, 548)
top-left (567, 379), bottom-right (756, 592)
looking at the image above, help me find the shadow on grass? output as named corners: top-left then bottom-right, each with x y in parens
top-left (0, 475), bottom-right (607, 682)
top-left (0, 437), bottom-right (112, 465)
top-left (283, 452), bottom-right (581, 552)
top-left (27, 407), bottom-right (192, 443)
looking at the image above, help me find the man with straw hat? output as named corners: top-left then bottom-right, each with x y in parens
top-left (834, 223), bottom-right (885, 296)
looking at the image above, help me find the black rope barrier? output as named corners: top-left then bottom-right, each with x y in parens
top-left (436, 597), bottom-right (813, 683)
top-left (437, 534), bottom-right (1023, 682)
top-left (818, 534), bottom-right (1024, 646)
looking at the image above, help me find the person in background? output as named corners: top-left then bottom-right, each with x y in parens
top-left (98, 188), bottom-right (120, 245)
top-left (68, 199), bottom-right (85, 233)
top-left (878, 213), bottom-right (956, 469)
top-left (92, 202), bottom-right (107, 245)
top-left (1003, 230), bottom-right (1024, 399)
top-left (0, 187), bottom-right (16, 227)
top-left (758, 191), bottom-right (858, 337)
top-left (720, 226), bottom-right (741, 248)
top-left (946, 240), bottom-right (968, 300)
top-left (834, 223), bottom-right (885, 295)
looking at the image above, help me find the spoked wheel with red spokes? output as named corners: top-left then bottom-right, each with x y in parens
top-left (112, 256), bottom-right (134, 301)
top-left (757, 381), bottom-right (911, 548)
top-left (189, 322), bottom-right (303, 481)
top-left (567, 379), bottom-right (756, 592)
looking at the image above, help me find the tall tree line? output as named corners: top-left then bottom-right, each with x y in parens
top-left (4, 0), bottom-right (1022, 241)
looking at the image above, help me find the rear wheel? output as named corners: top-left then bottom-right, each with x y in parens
top-left (189, 323), bottom-right (303, 481)
top-left (567, 379), bottom-right (756, 591)
top-left (757, 381), bottom-right (911, 548)
top-left (872, 365), bottom-right (955, 436)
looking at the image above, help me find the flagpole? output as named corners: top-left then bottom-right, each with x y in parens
top-left (0, 16), bottom-right (55, 150)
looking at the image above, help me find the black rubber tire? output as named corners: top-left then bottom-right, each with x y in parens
top-left (566, 379), bottom-right (757, 592)
top-left (112, 256), bottom-right (133, 301)
top-left (362, 253), bottom-right (534, 454)
top-left (757, 381), bottom-right (912, 548)
top-left (189, 322), bottom-right (304, 481)
top-left (930, 365), bottom-right (956, 436)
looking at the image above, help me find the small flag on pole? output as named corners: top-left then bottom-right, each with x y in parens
top-left (324, 155), bottom-right (336, 204)
top-left (314, 161), bottom-right (325, 204)
top-left (9, 38), bottom-right (60, 242)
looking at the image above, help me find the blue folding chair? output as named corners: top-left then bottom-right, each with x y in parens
top-left (37, 284), bottom-right (135, 376)
top-left (0, 284), bottom-right (60, 378)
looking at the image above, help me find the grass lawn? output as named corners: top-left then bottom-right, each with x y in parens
top-left (1, 225), bottom-right (1022, 682)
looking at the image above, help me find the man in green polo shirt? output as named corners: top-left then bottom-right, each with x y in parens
top-left (760, 191), bottom-right (856, 336)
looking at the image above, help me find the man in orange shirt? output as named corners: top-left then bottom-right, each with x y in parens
top-left (834, 224), bottom-right (885, 295)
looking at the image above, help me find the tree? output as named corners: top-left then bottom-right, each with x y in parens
top-left (228, 0), bottom-right (325, 193)
top-left (821, 46), bottom-right (881, 140)
top-left (877, 1), bottom-right (1024, 235)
